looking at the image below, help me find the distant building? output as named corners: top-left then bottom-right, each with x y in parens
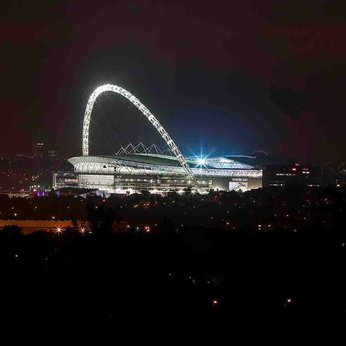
top-left (321, 161), bottom-right (336, 187)
top-left (33, 142), bottom-right (45, 158)
top-left (53, 172), bottom-right (79, 190)
top-left (336, 161), bottom-right (346, 187)
top-left (33, 142), bottom-right (58, 158)
top-left (263, 164), bottom-right (321, 188)
top-left (53, 143), bottom-right (262, 194)
top-left (47, 149), bottom-right (58, 157)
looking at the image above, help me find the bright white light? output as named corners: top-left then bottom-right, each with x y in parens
top-left (212, 299), bottom-right (219, 307)
top-left (197, 158), bottom-right (206, 166)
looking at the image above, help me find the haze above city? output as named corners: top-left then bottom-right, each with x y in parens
top-left (1, 0), bottom-right (346, 163)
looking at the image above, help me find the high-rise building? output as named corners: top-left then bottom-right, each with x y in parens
top-left (33, 142), bottom-right (45, 158)
top-left (47, 149), bottom-right (58, 157)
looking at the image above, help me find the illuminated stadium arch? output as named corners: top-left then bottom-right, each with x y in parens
top-left (82, 84), bottom-right (195, 181)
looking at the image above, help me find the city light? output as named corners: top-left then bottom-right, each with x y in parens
top-left (284, 297), bottom-right (294, 307)
top-left (197, 157), bottom-right (206, 166)
top-left (212, 299), bottom-right (219, 307)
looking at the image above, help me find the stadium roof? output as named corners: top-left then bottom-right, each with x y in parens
top-left (99, 153), bottom-right (255, 170)
top-left (103, 153), bottom-right (205, 169)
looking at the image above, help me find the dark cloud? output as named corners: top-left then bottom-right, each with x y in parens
top-left (252, 0), bottom-right (346, 25)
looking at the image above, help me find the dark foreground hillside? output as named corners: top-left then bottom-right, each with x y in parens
top-left (0, 187), bottom-right (346, 321)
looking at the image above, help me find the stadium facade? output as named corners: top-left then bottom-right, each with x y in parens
top-left (53, 84), bottom-right (262, 194)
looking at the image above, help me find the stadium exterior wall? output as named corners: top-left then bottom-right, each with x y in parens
top-left (53, 168), bottom-right (262, 194)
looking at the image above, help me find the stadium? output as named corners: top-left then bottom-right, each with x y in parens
top-left (54, 84), bottom-right (262, 194)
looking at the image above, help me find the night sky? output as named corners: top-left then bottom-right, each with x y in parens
top-left (1, 0), bottom-right (346, 163)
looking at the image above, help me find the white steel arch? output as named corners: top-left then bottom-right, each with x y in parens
top-left (82, 84), bottom-right (195, 181)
